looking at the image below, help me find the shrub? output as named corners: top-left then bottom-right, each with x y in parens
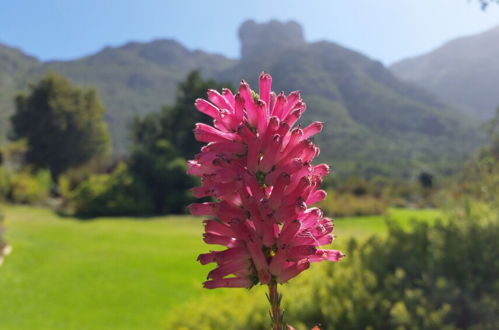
top-left (166, 216), bottom-right (499, 329)
top-left (68, 163), bottom-right (154, 216)
top-left (0, 166), bottom-right (10, 201)
top-left (130, 139), bottom-right (196, 214)
top-left (8, 169), bottom-right (51, 204)
top-left (319, 190), bottom-right (387, 217)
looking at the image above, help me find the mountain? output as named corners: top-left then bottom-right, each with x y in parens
top-left (216, 20), bottom-right (480, 178)
top-left (0, 21), bottom-right (482, 178)
top-left (27, 40), bottom-right (235, 152)
top-left (390, 25), bottom-right (499, 120)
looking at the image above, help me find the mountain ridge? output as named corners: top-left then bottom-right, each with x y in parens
top-left (0, 20), bottom-right (482, 178)
top-left (390, 24), bottom-right (499, 120)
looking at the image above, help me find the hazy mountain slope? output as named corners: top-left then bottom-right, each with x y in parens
top-left (0, 40), bottom-right (235, 152)
top-left (34, 40), bottom-right (236, 153)
top-left (0, 21), bottom-right (481, 178)
top-left (217, 20), bottom-right (479, 178)
top-left (390, 25), bottom-right (499, 120)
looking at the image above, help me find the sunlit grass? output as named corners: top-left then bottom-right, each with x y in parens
top-left (0, 205), bottom-right (442, 330)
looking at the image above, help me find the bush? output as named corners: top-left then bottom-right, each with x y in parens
top-left (0, 167), bottom-right (10, 201)
top-left (8, 169), bottom-right (51, 204)
top-left (319, 190), bottom-right (387, 217)
top-left (130, 139), bottom-right (196, 214)
top-left (68, 163), bottom-right (154, 216)
top-left (166, 217), bottom-right (499, 329)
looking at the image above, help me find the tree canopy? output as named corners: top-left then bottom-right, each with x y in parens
top-left (11, 73), bottom-right (110, 181)
top-left (132, 70), bottom-right (232, 160)
top-left (129, 71), bottom-right (231, 213)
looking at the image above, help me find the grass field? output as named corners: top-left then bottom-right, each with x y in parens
top-left (0, 205), bottom-right (442, 330)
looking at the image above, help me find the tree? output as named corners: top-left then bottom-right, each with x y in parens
top-left (130, 139), bottom-right (195, 214)
top-left (10, 73), bottom-right (110, 182)
top-left (130, 71), bottom-right (231, 213)
top-left (132, 70), bottom-right (232, 160)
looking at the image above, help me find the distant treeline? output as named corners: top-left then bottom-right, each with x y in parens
top-left (0, 71), bottom-right (497, 217)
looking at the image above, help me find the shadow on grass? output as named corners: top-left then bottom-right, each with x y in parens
top-left (54, 209), bottom-right (193, 222)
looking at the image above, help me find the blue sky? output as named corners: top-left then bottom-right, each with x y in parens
top-left (1, 0), bottom-right (498, 65)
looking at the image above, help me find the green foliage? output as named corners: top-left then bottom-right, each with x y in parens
top-left (0, 167), bottom-right (10, 201)
top-left (0, 206), bottom-right (437, 329)
top-left (168, 216), bottom-right (499, 330)
top-left (10, 73), bottom-right (111, 181)
top-left (68, 163), bottom-right (153, 216)
top-left (0, 168), bottom-right (51, 204)
top-left (132, 70), bottom-right (231, 160)
top-left (130, 140), bottom-right (195, 214)
top-left (320, 190), bottom-right (387, 217)
top-left (130, 71), bottom-right (228, 214)
top-left (448, 109), bottom-right (499, 217)
top-left (0, 208), bottom-right (6, 257)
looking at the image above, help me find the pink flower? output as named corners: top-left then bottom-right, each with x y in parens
top-left (188, 73), bottom-right (343, 289)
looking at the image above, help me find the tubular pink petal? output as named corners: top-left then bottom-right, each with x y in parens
top-left (208, 259), bottom-right (250, 280)
top-left (302, 121), bottom-right (323, 139)
top-left (307, 189), bottom-right (327, 205)
top-left (207, 89), bottom-right (233, 112)
top-left (212, 201), bottom-right (246, 223)
top-left (203, 233), bottom-right (239, 247)
top-left (280, 91), bottom-right (301, 119)
top-left (193, 123), bottom-right (236, 143)
top-left (195, 98), bottom-right (221, 118)
top-left (239, 80), bottom-right (258, 126)
top-left (278, 219), bottom-right (301, 247)
top-left (214, 247), bottom-right (250, 264)
top-left (256, 99), bottom-right (269, 134)
top-left (265, 158), bottom-right (303, 185)
top-left (277, 259), bottom-right (310, 283)
top-left (269, 91), bottom-right (277, 112)
top-left (205, 142), bottom-right (246, 155)
top-left (272, 92), bottom-right (287, 118)
top-left (286, 245), bottom-right (317, 261)
top-left (188, 202), bottom-right (216, 217)
top-left (246, 241), bottom-right (271, 284)
top-left (259, 72), bottom-right (272, 106)
top-left (197, 251), bottom-right (217, 265)
top-left (268, 173), bottom-right (291, 208)
top-left (222, 88), bottom-right (235, 107)
top-left (203, 220), bottom-right (235, 237)
top-left (234, 93), bottom-right (245, 123)
top-left (247, 137), bottom-right (260, 173)
top-left (260, 134), bottom-right (282, 173)
top-left (191, 186), bottom-right (211, 198)
top-left (309, 249), bottom-right (345, 262)
top-left (260, 116), bottom-right (280, 152)
top-left (269, 248), bottom-right (288, 275)
top-left (312, 163), bottom-right (330, 177)
top-left (284, 108), bottom-right (303, 128)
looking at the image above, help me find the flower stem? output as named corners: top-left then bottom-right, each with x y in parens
top-left (268, 280), bottom-right (284, 330)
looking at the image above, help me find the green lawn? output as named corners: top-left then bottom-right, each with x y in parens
top-left (0, 205), bottom-right (442, 330)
